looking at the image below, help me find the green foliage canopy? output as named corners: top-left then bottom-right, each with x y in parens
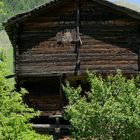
top-left (0, 60), bottom-right (52, 140)
top-left (63, 71), bottom-right (140, 140)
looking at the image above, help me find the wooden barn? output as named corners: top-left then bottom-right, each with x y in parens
top-left (3, 0), bottom-right (140, 136)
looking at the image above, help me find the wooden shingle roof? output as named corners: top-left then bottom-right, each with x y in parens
top-left (3, 0), bottom-right (140, 27)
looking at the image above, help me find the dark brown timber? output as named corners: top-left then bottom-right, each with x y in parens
top-left (3, 0), bottom-right (140, 136)
top-left (75, 0), bottom-right (81, 75)
top-left (138, 43), bottom-right (140, 71)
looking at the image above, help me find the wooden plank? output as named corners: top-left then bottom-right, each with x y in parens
top-left (17, 63), bottom-right (138, 75)
top-left (80, 44), bottom-right (137, 48)
top-left (80, 70), bottom-right (138, 75)
top-left (81, 60), bottom-right (137, 65)
top-left (138, 45), bottom-right (140, 71)
top-left (80, 64), bottom-right (138, 70)
top-left (80, 55), bottom-right (138, 61)
top-left (32, 124), bottom-right (69, 129)
top-left (18, 60), bottom-right (137, 67)
top-left (19, 54), bottom-right (76, 63)
top-left (17, 69), bottom-right (138, 77)
top-left (18, 65), bottom-right (76, 71)
top-left (25, 94), bottom-right (61, 111)
top-left (18, 71), bottom-right (75, 76)
top-left (59, 76), bottom-right (63, 111)
top-left (41, 111), bottom-right (61, 116)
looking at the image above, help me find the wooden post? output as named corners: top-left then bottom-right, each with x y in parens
top-left (76, 0), bottom-right (80, 52)
top-left (75, 0), bottom-right (81, 75)
top-left (49, 115), bottom-right (63, 140)
top-left (13, 24), bottom-right (19, 90)
top-left (138, 43), bottom-right (140, 72)
top-left (13, 26), bottom-right (18, 75)
top-left (59, 75), bottom-right (63, 112)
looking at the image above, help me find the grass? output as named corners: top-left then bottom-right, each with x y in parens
top-left (0, 30), bottom-right (13, 74)
top-left (0, 29), bottom-right (15, 84)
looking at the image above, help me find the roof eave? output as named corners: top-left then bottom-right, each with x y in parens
top-left (3, 0), bottom-right (140, 28)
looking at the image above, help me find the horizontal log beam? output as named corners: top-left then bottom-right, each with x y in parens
top-left (32, 124), bottom-right (69, 129)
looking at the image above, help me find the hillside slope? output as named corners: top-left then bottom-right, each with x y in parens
top-left (0, 30), bottom-right (13, 73)
top-left (114, 0), bottom-right (140, 12)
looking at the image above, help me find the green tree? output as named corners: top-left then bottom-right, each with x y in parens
top-left (0, 0), bottom-right (50, 30)
top-left (63, 71), bottom-right (140, 140)
top-left (0, 1), bottom-right (6, 30)
top-left (0, 60), bottom-right (52, 140)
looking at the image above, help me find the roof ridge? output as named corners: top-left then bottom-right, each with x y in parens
top-left (3, 0), bottom-right (140, 27)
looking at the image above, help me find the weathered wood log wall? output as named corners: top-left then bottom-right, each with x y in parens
top-left (13, 0), bottom-right (140, 114)
top-left (16, 0), bottom-right (140, 77)
top-left (23, 77), bottom-right (61, 114)
top-left (79, 0), bottom-right (140, 75)
top-left (18, 1), bottom-right (77, 76)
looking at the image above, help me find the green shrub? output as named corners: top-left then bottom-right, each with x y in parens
top-left (63, 71), bottom-right (140, 140)
top-left (0, 60), bottom-right (52, 140)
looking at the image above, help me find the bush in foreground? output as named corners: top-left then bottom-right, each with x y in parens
top-left (0, 61), bottom-right (52, 140)
top-left (63, 71), bottom-right (140, 140)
